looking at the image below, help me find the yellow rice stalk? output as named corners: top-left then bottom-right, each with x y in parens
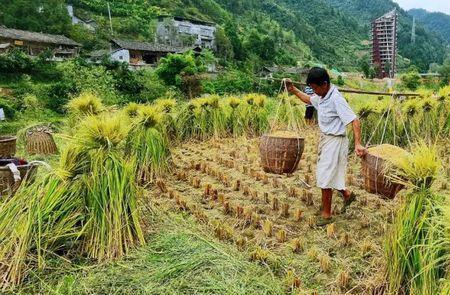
top-left (67, 92), bottom-right (103, 116)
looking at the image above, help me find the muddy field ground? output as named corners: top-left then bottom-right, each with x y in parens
top-left (147, 129), bottom-right (439, 294)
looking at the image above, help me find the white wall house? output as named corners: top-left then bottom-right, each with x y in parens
top-left (67, 4), bottom-right (97, 32)
top-left (110, 49), bottom-right (130, 64)
top-left (156, 16), bottom-right (216, 50)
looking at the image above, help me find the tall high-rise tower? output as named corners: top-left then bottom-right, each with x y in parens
top-left (371, 9), bottom-right (398, 78)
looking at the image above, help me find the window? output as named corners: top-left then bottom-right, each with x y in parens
top-left (179, 25), bottom-right (190, 33)
top-left (200, 28), bottom-right (211, 36)
top-left (119, 55), bottom-right (123, 60)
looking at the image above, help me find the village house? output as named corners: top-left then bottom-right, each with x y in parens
top-left (67, 4), bottom-right (97, 32)
top-left (156, 16), bottom-right (216, 50)
top-left (90, 39), bottom-right (202, 68)
top-left (0, 27), bottom-right (80, 59)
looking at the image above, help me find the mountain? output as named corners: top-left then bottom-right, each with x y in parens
top-left (408, 8), bottom-right (450, 44)
top-left (0, 0), bottom-right (447, 72)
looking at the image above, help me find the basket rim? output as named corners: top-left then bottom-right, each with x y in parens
top-left (0, 135), bottom-right (17, 142)
top-left (261, 133), bottom-right (305, 140)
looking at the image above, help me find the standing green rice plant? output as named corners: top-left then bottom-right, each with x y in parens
top-left (0, 174), bottom-right (83, 290)
top-left (126, 106), bottom-right (171, 180)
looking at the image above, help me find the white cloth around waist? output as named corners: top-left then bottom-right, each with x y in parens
top-left (316, 133), bottom-right (349, 190)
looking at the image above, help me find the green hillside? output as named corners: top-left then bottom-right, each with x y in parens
top-left (0, 0), bottom-right (448, 71)
top-left (409, 8), bottom-right (450, 44)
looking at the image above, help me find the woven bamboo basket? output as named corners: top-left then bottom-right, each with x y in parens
top-left (361, 153), bottom-right (404, 199)
top-left (0, 136), bottom-right (17, 158)
top-left (259, 133), bottom-right (305, 174)
top-left (0, 160), bottom-right (37, 195)
top-left (26, 130), bottom-right (58, 155)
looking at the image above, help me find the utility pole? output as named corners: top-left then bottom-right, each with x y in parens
top-left (411, 17), bottom-right (416, 44)
top-left (107, 2), bottom-right (113, 36)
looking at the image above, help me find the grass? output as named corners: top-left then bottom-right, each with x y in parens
top-left (15, 213), bottom-right (285, 295)
top-left (385, 190), bottom-right (446, 295)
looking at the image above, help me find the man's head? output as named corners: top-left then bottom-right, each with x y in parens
top-left (306, 67), bottom-right (331, 97)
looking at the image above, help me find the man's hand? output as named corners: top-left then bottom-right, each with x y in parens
top-left (283, 78), bottom-right (295, 93)
top-left (355, 144), bottom-right (367, 157)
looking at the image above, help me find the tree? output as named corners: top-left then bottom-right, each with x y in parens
top-left (215, 26), bottom-right (234, 61)
top-left (401, 68), bottom-right (422, 91)
top-left (224, 19), bottom-right (245, 61)
top-left (0, 0), bottom-right (71, 34)
top-left (438, 57), bottom-right (450, 86)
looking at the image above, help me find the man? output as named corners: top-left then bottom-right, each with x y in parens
top-left (284, 67), bottom-right (366, 225)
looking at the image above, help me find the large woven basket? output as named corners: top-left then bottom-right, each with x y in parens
top-left (259, 133), bottom-right (305, 174)
top-left (0, 160), bottom-right (37, 195)
top-left (26, 130), bottom-right (58, 155)
top-left (361, 153), bottom-right (404, 199)
top-left (0, 136), bottom-right (17, 158)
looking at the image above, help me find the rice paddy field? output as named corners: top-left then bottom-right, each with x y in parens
top-left (1, 87), bottom-right (450, 294)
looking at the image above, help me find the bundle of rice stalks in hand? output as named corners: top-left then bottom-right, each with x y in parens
top-left (0, 174), bottom-right (83, 290)
top-left (126, 106), bottom-right (171, 181)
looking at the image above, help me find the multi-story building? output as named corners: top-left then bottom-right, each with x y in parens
top-left (156, 16), bottom-right (216, 50)
top-left (371, 9), bottom-right (398, 78)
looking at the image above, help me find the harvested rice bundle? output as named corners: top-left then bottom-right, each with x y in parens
top-left (268, 130), bottom-right (300, 138)
top-left (0, 174), bottom-right (83, 290)
top-left (67, 92), bottom-right (103, 116)
top-left (367, 144), bottom-right (409, 167)
top-left (126, 106), bottom-right (171, 180)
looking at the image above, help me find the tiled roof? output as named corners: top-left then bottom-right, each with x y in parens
top-left (112, 39), bottom-right (197, 53)
top-left (0, 27), bottom-right (80, 46)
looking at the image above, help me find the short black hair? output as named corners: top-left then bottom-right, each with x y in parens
top-left (306, 67), bottom-right (330, 86)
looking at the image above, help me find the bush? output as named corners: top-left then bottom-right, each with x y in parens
top-left (0, 49), bottom-right (35, 74)
top-left (134, 69), bottom-right (176, 103)
top-left (202, 69), bottom-right (254, 95)
top-left (401, 70), bottom-right (421, 91)
top-left (56, 61), bottom-right (119, 104)
top-left (40, 81), bottom-right (77, 113)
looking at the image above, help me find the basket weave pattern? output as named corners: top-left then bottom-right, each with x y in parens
top-left (361, 153), bottom-right (404, 199)
top-left (259, 134), bottom-right (304, 174)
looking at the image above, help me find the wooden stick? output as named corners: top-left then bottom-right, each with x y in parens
top-left (266, 77), bottom-right (420, 97)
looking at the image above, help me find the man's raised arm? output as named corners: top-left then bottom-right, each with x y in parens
top-left (283, 78), bottom-right (312, 105)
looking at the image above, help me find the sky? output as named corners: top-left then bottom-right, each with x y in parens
top-left (393, 0), bottom-right (450, 15)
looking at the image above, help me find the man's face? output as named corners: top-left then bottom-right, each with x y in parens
top-left (309, 82), bottom-right (329, 97)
